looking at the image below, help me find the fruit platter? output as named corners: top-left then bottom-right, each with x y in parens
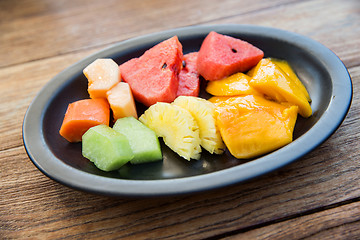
top-left (23, 24), bottom-right (352, 197)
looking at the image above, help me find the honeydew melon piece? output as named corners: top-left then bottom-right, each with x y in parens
top-left (82, 125), bottom-right (134, 171)
top-left (113, 117), bottom-right (162, 164)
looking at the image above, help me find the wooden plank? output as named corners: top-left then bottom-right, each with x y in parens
top-left (0, 0), bottom-right (290, 68)
top-left (224, 201), bottom-right (360, 239)
top-left (1, 66), bottom-right (358, 239)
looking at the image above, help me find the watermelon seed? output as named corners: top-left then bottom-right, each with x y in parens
top-left (182, 60), bottom-right (186, 68)
top-left (231, 48), bottom-right (237, 53)
top-left (162, 63), bottom-right (167, 69)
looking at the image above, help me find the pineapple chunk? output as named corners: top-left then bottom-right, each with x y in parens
top-left (139, 102), bottom-right (201, 160)
top-left (173, 96), bottom-right (225, 154)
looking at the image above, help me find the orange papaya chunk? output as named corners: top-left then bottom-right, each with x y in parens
top-left (59, 98), bottom-right (110, 142)
top-left (205, 72), bottom-right (262, 97)
top-left (249, 58), bottom-right (312, 118)
top-left (212, 95), bottom-right (298, 159)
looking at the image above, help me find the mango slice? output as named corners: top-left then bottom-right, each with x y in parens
top-left (211, 95), bottom-right (298, 159)
top-left (270, 58), bottom-right (311, 102)
top-left (249, 58), bottom-right (312, 118)
top-left (205, 72), bottom-right (262, 97)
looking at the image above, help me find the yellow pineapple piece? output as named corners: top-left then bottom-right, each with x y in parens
top-left (173, 96), bottom-right (225, 154)
top-left (139, 102), bottom-right (201, 160)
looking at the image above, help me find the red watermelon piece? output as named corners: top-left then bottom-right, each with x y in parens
top-left (197, 31), bottom-right (264, 81)
top-left (119, 36), bottom-right (183, 107)
top-left (177, 52), bottom-right (200, 97)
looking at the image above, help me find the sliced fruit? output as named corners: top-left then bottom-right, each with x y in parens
top-left (120, 36), bottom-right (183, 106)
top-left (177, 52), bottom-right (200, 97)
top-left (139, 102), bottom-right (201, 160)
top-left (212, 95), bottom-right (298, 159)
top-left (205, 72), bottom-right (262, 96)
top-left (83, 58), bottom-right (120, 99)
top-left (197, 31), bottom-right (264, 81)
top-left (249, 58), bottom-right (312, 118)
top-left (82, 125), bottom-right (134, 171)
top-left (113, 117), bottom-right (162, 164)
top-left (173, 96), bottom-right (225, 154)
top-left (59, 98), bottom-right (110, 142)
top-left (270, 58), bottom-right (311, 102)
top-left (106, 82), bottom-right (138, 120)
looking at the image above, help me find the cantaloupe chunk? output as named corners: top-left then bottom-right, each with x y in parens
top-left (106, 82), bottom-right (138, 120)
top-left (83, 58), bottom-right (120, 99)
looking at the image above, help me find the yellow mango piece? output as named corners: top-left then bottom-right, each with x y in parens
top-left (249, 58), bottom-right (312, 118)
top-left (212, 95), bottom-right (298, 159)
top-left (205, 72), bottom-right (261, 96)
top-left (270, 58), bottom-right (311, 102)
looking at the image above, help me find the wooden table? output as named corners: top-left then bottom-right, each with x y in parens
top-left (1, 0), bottom-right (359, 239)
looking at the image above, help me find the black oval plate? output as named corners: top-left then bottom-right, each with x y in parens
top-left (23, 24), bottom-right (352, 197)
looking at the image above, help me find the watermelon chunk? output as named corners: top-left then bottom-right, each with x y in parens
top-left (119, 36), bottom-right (183, 107)
top-left (197, 31), bottom-right (264, 81)
top-left (177, 52), bottom-right (200, 97)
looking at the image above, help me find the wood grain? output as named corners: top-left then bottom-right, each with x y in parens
top-left (1, 0), bottom-right (359, 239)
top-left (0, 0), bottom-right (291, 68)
top-left (225, 200), bottom-right (360, 239)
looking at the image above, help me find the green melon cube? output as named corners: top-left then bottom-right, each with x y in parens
top-left (113, 117), bottom-right (162, 164)
top-left (82, 124), bottom-right (134, 171)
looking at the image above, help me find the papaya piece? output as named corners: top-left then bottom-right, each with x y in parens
top-left (59, 98), bottom-right (110, 142)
